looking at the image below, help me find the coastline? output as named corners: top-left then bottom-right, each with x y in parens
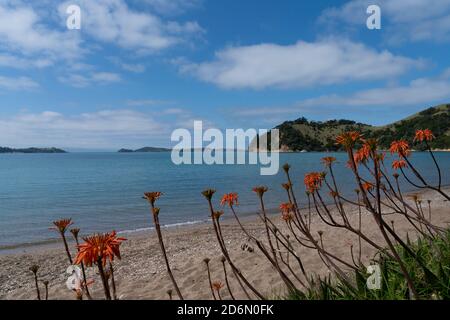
top-left (1, 149), bottom-right (449, 156)
top-left (0, 187), bottom-right (449, 300)
top-left (0, 219), bottom-right (210, 256)
top-left (3, 184), bottom-right (449, 256)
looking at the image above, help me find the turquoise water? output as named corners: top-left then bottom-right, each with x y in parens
top-left (0, 152), bottom-right (449, 250)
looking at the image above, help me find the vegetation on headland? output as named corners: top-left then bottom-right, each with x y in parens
top-left (0, 147), bottom-right (66, 154)
top-left (33, 128), bottom-right (450, 300)
top-left (266, 104), bottom-right (450, 152)
top-left (295, 230), bottom-right (450, 300)
top-left (118, 147), bottom-right (171, 153)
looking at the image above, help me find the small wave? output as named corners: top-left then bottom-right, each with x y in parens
top-left (0, 220), bottom-right (209, 253)
top-left (118, 227), bottom-right (154, 234)
top-left (163, 219), bottom-right (209, 228)
top-left (0, 238), bottom-right (60, 253)
top-left (117, 219), bottom-right (208, 235)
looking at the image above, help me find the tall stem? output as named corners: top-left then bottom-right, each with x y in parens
top-left (109, 262), bottom-right (117, 300)
top-left (44, 282), bottom-right (48, 300)
top-left (206, 261), bottom-right (216, 300)
top-left (151, 207), bottom-right (184, 300)
top-left (97, 258), bottom-right (111, 300)
top-left (426, 142), bottom-right (442, 188)
top-left (61, 233), bottom-right (73, 264)
top-left (221, 259), bottom-right (235, 300)
top-left (207, 199), bottom-right (265, 299)
top-left (73, 235), bottom-right (91, 299)
top-left (33, 274), bottom-right (41, 300)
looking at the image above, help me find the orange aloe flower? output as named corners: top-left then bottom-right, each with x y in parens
top-left (336, 131), bottom-right (362, 149)
top-left (414, 129), bottom-right (435, 143)
top-left (329, 191), bottom-right (339, 198)
top-left (201, 189), bottom-right (216, 200)
top-left (212, 281), bottom-right (224, 292)
top-left (220, 193), bottom-right (239, 207)
top-left (304, 172), bottom-right (324, 193)
top-left (362, 182), bottom-right (374, 192)
top-left (282, 212), bottom-right (294, 222)
top-left (390, 140), bottom-right (411, 158)
top-left (51, 219), bottom-right (73, 233)
top-left (252, 186), bottom-right (268, 197)
top-left (75, 231), bottom-right (126, 267)
top-left (143, 192), bottom-right (162, 206)
top-left (364, 138), bottom-right (378, 151)
top-left (392, 159), bottom-right (408, 170)
top-left (280, 203), bottom-right (295, 221)
top-left (212, 211), bottom-right (224, 220)
top-left (281, 182), bottom-right (292, 191)
top-left (353, 144), bottom-right (370, 165)
top-left (321, 156), bottom-right (337, 167)
top-left (279, 202), bottom-right (293, 214)
top-left (346, 159), bottom-right (354, 169)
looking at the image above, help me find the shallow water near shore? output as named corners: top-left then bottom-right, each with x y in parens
top-left (1, 151), bottom-right (449, 251)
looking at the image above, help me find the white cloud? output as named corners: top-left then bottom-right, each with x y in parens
top-left (319, 0), bottom-right (450, 43)
top-left (59, 72), bottom-right (121, 88)
top-left (180, 39), bottom-right (422, 89)
top-left (59, 0), bottom-right (204, 53)
top-left (0, 76), bottom-right (39, 91)
top-left (109, 57), bottom-right (146, 73)
top-left (91, 72), bottom-right (121, 82)
top-left (120, 63), bottom-right (146, 73)
top-left (0, 110), bottom-right (165, 149)
top-left (0, 54), bottom-right (53, 69)
top-left (0, 1), bottom-right (82, 63)
top-left (232, 70), bottom-right (450, 119)
top-left (162, 108), bottom-right (184, 114)
top-left (0, 107), bottom-right (204, 149)
top-left (301, 76), bottom-right (450, 108)
top-left (0, 0), bottom-right (203, 73)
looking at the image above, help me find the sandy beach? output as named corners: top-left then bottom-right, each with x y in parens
top-left (1, 187), bottom-right (449, 300)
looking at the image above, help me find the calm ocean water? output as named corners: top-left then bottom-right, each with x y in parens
top-left (0, 152), bottom-right (449, 250)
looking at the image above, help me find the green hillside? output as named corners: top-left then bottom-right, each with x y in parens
top-left (268, 104), bottom-right (450, 152)
top-left (0, 147), bottom-right (67, 154)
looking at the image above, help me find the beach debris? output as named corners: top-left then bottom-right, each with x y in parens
top-left (240, 243), bottom-right (254, 253)
top-left (74, 231), bottom-right (126, 300)
top-left (66, 265), bottom-right (82, 294)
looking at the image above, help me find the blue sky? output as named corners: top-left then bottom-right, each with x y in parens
top-left (1, 0), bottom-right (450, 150)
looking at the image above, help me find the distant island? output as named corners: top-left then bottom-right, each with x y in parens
top-left (0, 147), bottom-right (67, 154)
top-left (250, 104), bottom-right (450, 152)
top-left (118, 147), bottom-right (171, 153)
top-left (118, 147), bottom-right (243, 153)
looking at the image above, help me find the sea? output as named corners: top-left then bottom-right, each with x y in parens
top-left (0, 151), bottom-right (449, 252)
